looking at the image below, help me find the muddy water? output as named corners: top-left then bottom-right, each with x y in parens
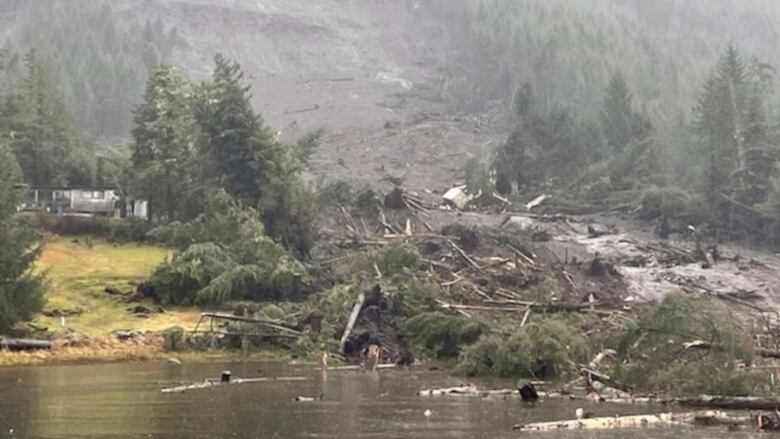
top-left (0, 361), bottom-right (766, 439)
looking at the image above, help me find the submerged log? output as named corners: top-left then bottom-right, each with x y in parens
top-left (512, 411), bottom-right (746, 432)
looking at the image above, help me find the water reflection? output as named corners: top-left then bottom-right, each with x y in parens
top-left (0, 361), bottom-right (771, 439)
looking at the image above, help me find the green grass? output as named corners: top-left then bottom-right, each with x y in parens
top-left (34, 235), bottom-right (202, 336)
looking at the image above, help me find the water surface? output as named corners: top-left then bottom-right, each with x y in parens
top-left (0, 361), bottom-right (766, 438)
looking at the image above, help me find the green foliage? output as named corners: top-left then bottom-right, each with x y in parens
top-left (493, 85), bottom-right (599, 191)
top-left (0, 50), bottom-right (94, 187)
top-left (456, 317), bottom-right (591, 378)
top-left (404, 312), bottom-right (485, 358)
top-left (314, 284), bottom-right (359, 351)
top-left (639, 186), bottom-right (710, 222)
top-left (0, 143), bottom-right (44, 332)
top-left (611, 294), bottom-right (758, 396)
top-left (147, 191), bottom-right (306, 305)
top-left (131, 55), bottom-right (318, 257)
top-left (0, 1), bottom-right (177, 138)
top-left (463, 158), bottom-right (492, 195)
top-left (385, 277), bottom-right (438, 317)
top-left (601, 71), bottom-right (652, 153)
top-left (130, 65), bottom-right (196, 222)
top-left (377, 242), bottom-right (420, 276)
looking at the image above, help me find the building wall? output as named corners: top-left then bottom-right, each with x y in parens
top-left (70, 189), bottom-right (116, 215)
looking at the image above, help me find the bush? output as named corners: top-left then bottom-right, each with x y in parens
top-left (36, 214), bottom-right (154, 243)
top-left (377, 242), bottom-right (420, 276)
top-left (463, 158), bottom-right (492, 195)
top-left (639, 186), bottom-right (710, 223)
top-left (404, 312), bottom-right (485, 358)
top-left (386, 277), bottom-right (438, 317)
top-left (146, 191), bottom-right (308, 305)
top-left (456, 317), bottom-right (591, 378)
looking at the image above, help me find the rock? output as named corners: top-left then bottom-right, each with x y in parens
top-left (123, 292), bottom-right (145, 303)
top-left (104, 286), bottom-right (126, 296)
top-left (112, 330), bottom-right (143, 341)
top-left (52, 328), bottom-right (91, 347)
top-left (127, 305), bottom-right (160, 315)
top-left (42, 307), bottom-right (85, 317)
top-left (587, 223), bottom-right (611, 238)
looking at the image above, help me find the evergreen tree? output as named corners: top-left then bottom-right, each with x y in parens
top-left (691, 45), bottom-right (777, 235)
top-left (0, 142), bottom-right (44, 333)
top-left (600, 71), bottom-right (651, 152)
top-left (2, 50), bottom-right (92, 187)
top-left (194, 54), bottom-right (282, 208)
top-left (131, 65), bottom-right (195, 221)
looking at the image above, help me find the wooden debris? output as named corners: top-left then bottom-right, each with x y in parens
top-left (512, 411), bottom-right (744, 432)
top-left (316, 364), bottom-right (396, 371)
top-left (193, 312), bottom-right (302, 338)
top-left (339, 291), bottom-right (367, 353)
top-left (160, 376), bottom-right (309, 393)
top-left (526, 194), bottom-right (548, 210)
top-left (418, 385), bottom-right (518, 397)
top-left (447, 239), bottom-right (481, 270)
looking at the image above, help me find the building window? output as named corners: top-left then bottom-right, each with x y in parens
top-left (82, 191), bottom-right (105, 200)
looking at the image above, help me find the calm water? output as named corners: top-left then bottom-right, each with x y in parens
top-left (0, 361), bottom-right (768, 439)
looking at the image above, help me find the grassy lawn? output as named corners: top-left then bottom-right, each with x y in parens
top-left (33, 235), bottom-right (202, 336)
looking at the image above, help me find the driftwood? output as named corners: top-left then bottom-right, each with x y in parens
top-left (0, 338), bottom-right (52, 351)
top-left (316, 364), bottom-right (396, 371)
top-left (418, 385), bottom-right (518, 397)
top-left (512, 411), bottom-right (748, 432)
top-left (584, 395), bottom-right (780, 412)
top-left (160, 376), bottom-right (308, 393)
top-left (339, 292), bottom-right (367, 353)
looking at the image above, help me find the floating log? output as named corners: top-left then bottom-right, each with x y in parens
top-left (314, 363), bottom-right (397, 371)
top-left (160, 376), bottom-right (309, 393)
top-left (418, 385), bottom-right (519, 397)
top-left (512, 411), bottom-right (745, 432)
top-left (0, 338), bottom-right (52, 351)
top-left (583, 395), bottom-right (780, 412)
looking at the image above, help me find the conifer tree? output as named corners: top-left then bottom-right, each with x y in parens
top-left (131, 65), bottom-right (195, 221)
top-left (0, 142), bottom-right (44, 332)
top-left (194, 54), bottom-right (282, 208)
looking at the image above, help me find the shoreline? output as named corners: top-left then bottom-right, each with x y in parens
top-left (0, 335), bottom-right (293, 368)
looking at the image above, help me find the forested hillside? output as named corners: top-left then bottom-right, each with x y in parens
top-left (3, 0), bottom-right (780, 139)
top-left (447, 0), bottom-right (780, 123)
